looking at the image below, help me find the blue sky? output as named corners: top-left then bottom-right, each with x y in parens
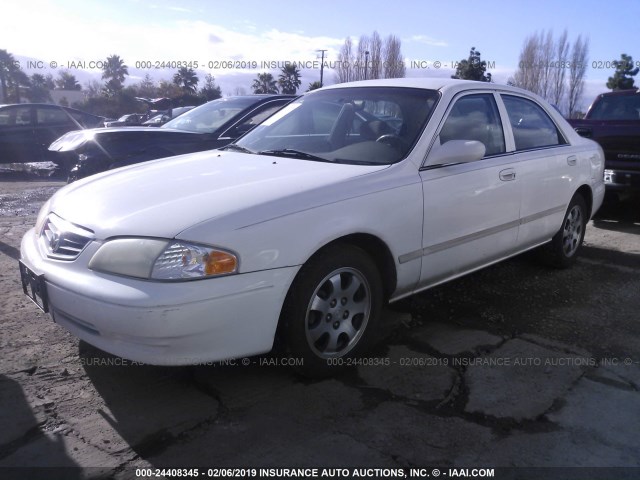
top-left (1, 0), bottom-right (639, 107)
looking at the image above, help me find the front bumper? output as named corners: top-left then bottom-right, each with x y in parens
top-left (20, 228), bottom-right (299, 365)
top-left (68, 153), bottom-right (112, 182)
top-left (604, 169), bottom-right (640, 192)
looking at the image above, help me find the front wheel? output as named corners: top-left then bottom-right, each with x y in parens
top-left (539, 194), bottom-right (588, 268)
top-left (280, 244), bottom-right (383, 377)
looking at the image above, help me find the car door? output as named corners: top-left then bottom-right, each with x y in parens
top-left (417, 92), bottom-right (521, 288)
top-left (0, 105), bottom-right (38, 163)
top-left (498, 94), bottom-right (574, 248)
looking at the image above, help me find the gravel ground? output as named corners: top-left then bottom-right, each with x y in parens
top-left (1, 175), bottom-right (639, 480)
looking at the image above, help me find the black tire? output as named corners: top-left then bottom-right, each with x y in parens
top-left (280, 244), bottom-right (383, 377)
top-left (539, 194), bottom-right (588, 269)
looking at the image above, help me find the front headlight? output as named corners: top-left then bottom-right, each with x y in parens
top-left (35, 199), bottom-right (52, 234)
top-left (151, 241), bottom-right (238, 279)
top-left (89, 238), bottom-right (238, 280)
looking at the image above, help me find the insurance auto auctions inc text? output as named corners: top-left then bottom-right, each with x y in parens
top-left (255, 468), bottom-right (495, 478)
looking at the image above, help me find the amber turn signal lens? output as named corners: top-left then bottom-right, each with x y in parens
top-left (204, 251), bottom-right (237, 275)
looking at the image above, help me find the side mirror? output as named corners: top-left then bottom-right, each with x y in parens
top-left (223, 124), bottom-right (253, 139)
top-left (234, 124), bottom-right (255, 136)
top-left (427, 139), bottom-right (485, 166)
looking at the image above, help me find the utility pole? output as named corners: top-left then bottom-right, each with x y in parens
top-left (317, 49), bottom-right (327, 87)
top-left (364, 51), bottom-right (370, 80)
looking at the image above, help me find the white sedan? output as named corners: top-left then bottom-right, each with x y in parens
top-left (19, 79), bottom-right (605, 377)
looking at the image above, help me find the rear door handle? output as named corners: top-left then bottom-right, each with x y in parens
top-left (499, 168), bottom-right (516, 181)
top-left (567, 155), bottom-right (577, 166)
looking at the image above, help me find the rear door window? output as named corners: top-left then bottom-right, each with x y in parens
top-left (36, 107), bottom-right (72, 127)
top-left (501, 95), bottom-right (566, 150)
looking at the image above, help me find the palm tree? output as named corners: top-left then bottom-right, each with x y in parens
top-left (55, 71), bottom-right (81, 90)
top-left (0, 49), bottom-right (24, 103)
top-left (252, 72), bottom-right (278, 94)
top-left (0, 50), bottom-right (13, 102)
top-left (173, 67), bottom-right (199, 94)
top-left (101, 54), bottom-right (128, 95)
top-left (306, 81), bottom-right (323, 92)
top-left (278, 64), bottom-right (301, 94)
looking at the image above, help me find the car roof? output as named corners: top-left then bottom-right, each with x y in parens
top-left (319, 77), bottom-right (537, 98)
top-left (198, 95), bottom-right (296, 110)
top-left (212, 94), bottom-right (296, 103)
top-left (1, 102), bottom-right (70, 108)
top-left (0, 103), bottom-right (101, 115)
top-left (234, 94), bottom-right (297, 99)
top-left (596, 88), bottom-right (639, 97)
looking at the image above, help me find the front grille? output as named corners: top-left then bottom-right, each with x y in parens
top-left (39, 214), bottom-right (94, 260)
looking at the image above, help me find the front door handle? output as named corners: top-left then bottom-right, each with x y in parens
top-left (567, 155), bottom-right (577, 166)
top-left (499, 168), bottom-right (516, 181)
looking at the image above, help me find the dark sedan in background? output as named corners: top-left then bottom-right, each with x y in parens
top-left (0, 103), bottom-right (105, 165)
top-left (141, 106), bottom-right (195, 126)
top-left (104, 113), bottom-right (147, 127)
top-left (50, 95), bottom-right (295, 182)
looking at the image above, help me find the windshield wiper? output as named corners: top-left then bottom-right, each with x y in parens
top-left (333, 158), bottom-right (380, 165)
top-left (257, 149), bottom-right (331, 162)
top-left (219, 144), bottom-right (254, 154)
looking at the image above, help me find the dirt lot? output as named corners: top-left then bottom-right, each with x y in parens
top-left (1, 177), bottom-right (639, 480)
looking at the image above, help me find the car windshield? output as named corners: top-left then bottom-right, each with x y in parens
top-left (235, 87), bottom-right (439, 165)
top-left (162, 97), bottom-right (261, 133)
top-left (588, 95), bottom-right (640, 121)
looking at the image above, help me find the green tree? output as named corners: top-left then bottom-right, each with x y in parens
top-left (102, 54), bottom-right (128, 96)
top-left (452, 47), bottom-right (492, 82)
top-left (252, 72), bottom-right (278, 94)
top-left (199, 73), bottom-right (222, 100)
top-left (307, 81), bottom-right (322, 92)
top-left (173, 67), bottom-right (199, 94)
top-left (606, 53), bottom-right (639, 90)
top-left (137, 73), bottom-right (157, 98)
top-left (27, 73), bottom-right (53, 102)
top-left (0, 49), bottom-right (17, 102)
top-left (157, 79), bottom-right (182, 98)
top-left (54, 70), bottom-right (81, 90)
top-left (0, 49), bottom-right (29, 102)
top-left (278, 64), bottom-right (301, 94)
top-left (11, 70), bottom-right (29, 102)
top-left (84, 79), bottom-right (103, 99)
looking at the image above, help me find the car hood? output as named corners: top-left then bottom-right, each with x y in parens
top-left (49, 150), bottom-right (388, 239)
top-left (49, 127), bottom-right (200, 151)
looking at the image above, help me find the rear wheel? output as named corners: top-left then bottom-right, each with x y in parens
top-left (539, 194), bottom-right (588, 268)
top-left (281, 244), bottom-right (383, 377)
